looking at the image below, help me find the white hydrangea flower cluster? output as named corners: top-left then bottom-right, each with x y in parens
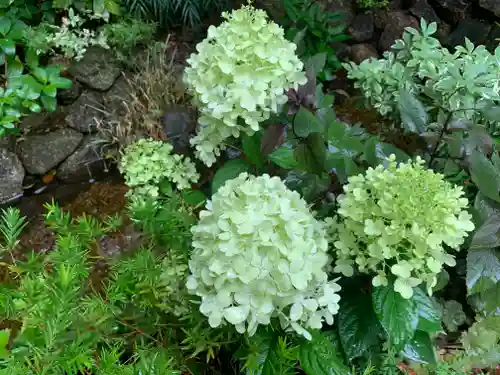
top-left (326, 155), bottom-right (474, 299)
top-left (186, 173), bottom-right (341, 339)
top-left (119, 138), bottom-right (199, 201)
top-left (183, 5), bottom-right (307, 166)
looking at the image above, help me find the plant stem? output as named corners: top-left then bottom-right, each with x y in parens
top-left (428, 111), bottom-right (453, 168)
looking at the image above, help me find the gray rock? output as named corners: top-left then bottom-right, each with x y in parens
top-left (103, 74), bottom-right (132, 119)
top-left (436, 21), bottom-right (452, 44)
top-left (18, 129), bottom-right (83, 175)
top-left (57, 134), bottom-right (115, 182)
top-left (65, 91), bottom-right (105, 133)
top-left (434, 0), bottom-right (470, 24)
top-left (373, 0), bottom-right (405, 29)
top-left (379, 11), bottom-right (419, 51)
top-left (447, 19), bottom-right (491, 48)
top-left (70, 46), bottom-right (122, 91)
top-left (479, 0), bottom-right (500, 17)
top-left (349, 43), bottom-right (379, 63)
top-left (57, 79), bottom-right (82, 105)
top-left (409, 0), bottom-right (440, 24)
top-left (0, 148), bottom-right (24, 204)
top-left (349, 13), bottom-right (374, 42)
top-left (162, 105), bottom-right (197, 154)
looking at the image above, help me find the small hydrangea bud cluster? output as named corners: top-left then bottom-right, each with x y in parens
top-left (183, 5), bottom-right (307, 166)
top-left (326, 155), bottom-right (474, 299)
top-left (119, 138), bottom-right (199, 201)
top-left (186, 173), bottom-right (340, 339)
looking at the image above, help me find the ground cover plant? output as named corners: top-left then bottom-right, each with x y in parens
top-left (0, 3), bottom-right (499, 375)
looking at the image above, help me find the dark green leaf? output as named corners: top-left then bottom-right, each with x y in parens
top-left (284, 170), bottom-right (329, 202)
top-left (337, 289), bottom-right (382, 360)
top-left (469, 212), bottom-right (500, 250)
top-left (469, 150), bottom-right (500, 203)
top-left (269, 146), bottom-right (297, 169)
top-left (40, 95), bottom-right (57, 112)
top-left (294, 133), bottom-right (326, 175)
top-left (180, 190), bottom-right (206, 206)
top-left (299, 331), bottom-right (351, 375)
top-left (481, 105), bottom-right (500, 122)
top-left (7, 20), bottom-right (26, 41)
top-left (372, 283), bottom-right (419, 348)
top-left (413, 288), bottom-right (442, 334)
top-left (25, 48), bottom-right (39, 69)
top-left (343, 156), bottom-right (362, 177)
top-left (6, 55), bottom-right (22, 78)
top-left (467, 249), bottom-right (500, 295)
top-left (0, 38), bottom-right (15, 55)
top-left (242, 132), bottom-right (264, 168)
top-left (398, 90), bottom-right (428, 134)
top-left (478, 283), bottom-right (500, 316)
top-left (158, 180), bottom-right (173, 196)
top-left (212, 159), bottom-right (250, 194)
top-left (433, 270), bottom-right (450, 292)
top-left (325, 153), bottom-right (347, 183)
top-left (401, 330), bottom-right (436, 364)
top-left (0, 17), bottom-right (12, 35)
top-left (294, 106), bottom-right (324, 138)
top-left (305, 53), bottom-right (327, 77)
top-left (327, 120), bottom-right (346, 142)
top-left (442, 300), bottom-right (466, 332)
top-left (32, 67), bottom-right (48, 83)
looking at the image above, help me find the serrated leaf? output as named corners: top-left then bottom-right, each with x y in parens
top-left (372, 283), bottom-right (419, 348)
top-left (469, 150), bottom-right (500, 202)
top-left (299, 331), bottom-right (351, 375)
top-left (442, 300), bottom-right (466, 332)
top-left (305, 53), bottom-right (327, 77)
top-left (413, 288), bottom-right (442, 334)
top-left (242, 132), bottom-right (264, 168)
top-left (211, 159), bottom-right (250, 194)
top-left (398, 90), bottom-right (428, 134)
top-left (269, 146), bottom-right (297, 169)
top-left (337, 290), bottom-right (382, 360)
top-left (474, 192), bottom-right (500, 224)
top-left (467, 249), bottom-right (500, 295)
top-left (401, 330), bottom-right (436, 365)
top-left (294, 106), bottom-right (324, 138)
top-left (469, 212), bottom-right (500, 250)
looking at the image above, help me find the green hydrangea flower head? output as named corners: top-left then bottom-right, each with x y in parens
top-left (119, 138), bottom-right (199, 198)
top-left (186, 173), bottom-right (340, 339)
top-left (183, 4), bottom-right (307, 166)
top-left (326, 155), bottom-right (474, 299)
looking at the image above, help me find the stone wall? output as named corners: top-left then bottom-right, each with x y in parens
top-left (0, 46), bottom-right (126, 205)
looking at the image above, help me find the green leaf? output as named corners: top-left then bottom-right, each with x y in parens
top-left (299, 331), bottom-right (351, 375)
top-left (469, 150), bottom-right (500, 203)
top-left (0, 38), bottom-right (15, 55)
top-left (284, 170), bottom-right (329, 202)
top-left (469, 212), bottom-right (500, 250)
top-left (40, 95), bottom-right (57, 112)
top-left (337, 289), bottom-right (382, 360)
top-left (413, 288), bottom-right (442, 334)
top-left (481, 105), bottom-right (500, 122)
top-left (401, 330), bottom-right (436, 364)
top-left (158, 180), bottom-right (173, 196)
top-left (0, 17), bottom-right (12, 35)
top-left (467, 249), bottom-right (500, 295)
top-left (305, 53), bottom-right (327, 77)
top-left (478, 283), bottom-right (500, 316)
top-left (6, 55), bottom-right (22, 78)
top-left (180, 190), bottom-right (206, 206)
top-left (442, 300), bottom-right (466, 332)
top-left (32, 67), bottom-right (48, 83)
top-left (433, 270), bottom-right (450, 292)
top-left (474, 192), bottom-right (500, 224)
top-left (294, 106), bottom-right (324, 138)
top-left (42, 84), bottom-right (57, 98)
top-left (269, 146), bottom-right (297, 169)
top-left (212, 159), bottom-right (250, 194)
top-left (0, 329), bottom-right (9, 357)
top-left (242, 132), bottom-right (264, 168)
top-left (372, 283), bottom-right (419, 348)
top-left (398, 90), bottom-right (428, 134)
top-left (51, 76), bottom-right (73, 89)
top-left (294, 133), bottom-right (326, 175)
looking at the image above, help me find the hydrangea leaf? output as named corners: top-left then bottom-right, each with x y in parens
top-left (242, 132), bottom-right (265, 168)
top-left (413, 287), bottom-right (442, 334)
top-left (469, 211), bottom-right (500, 250)
top-left (269, 146), bottom-right (298, 169)
top-left (441, 300), bottom-right (466, 332)
top-left (211, 159), bottom-right (250, 194)
top-left (401, 330), bottom-right (436, 365)
top-left (337, 288), bottom-right (382, 360)
top-left (293, 106), bottom-right (324, 138)
top-left (299, 331), bottom-right (351, 375)
top-left (474, 192), bottom-right (500, 224)
top-left (477, 282), bottom-right (500, 316)
top-left (372, 283), bottom-right (419, 348)
top-left (466, 249), bottom-right (500, 295)
top-left (469, 150), bottom-right (500, 203)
